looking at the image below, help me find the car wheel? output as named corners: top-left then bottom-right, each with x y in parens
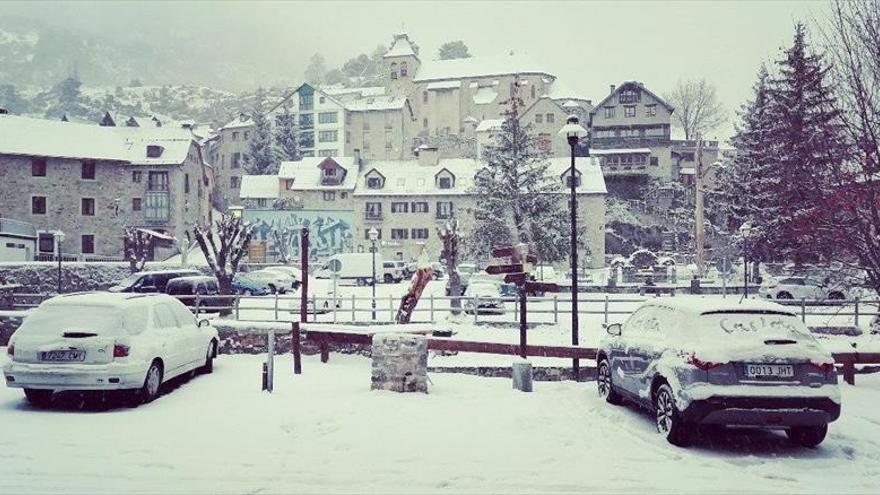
top-left (200, 341), bottom-right (216, 374)
top-left (786, 424), bottom-right (827, 448)
top-left (138, 360), bottom-right (163, 405)
top-left (242, 288), bottom-right (253, 296)
top-left (597, 359), bottom-right (623, 405)
top-left (827, 291), bottom-right (845, 300)
top-left (654, 383), bottom-right (691, 446)
top-left (357, 278), bottom-right (366, 287)
top-left (775, 291), bottom-right (793, 300)
top-left (23, 388), bottom-right (53, 407)
top-left (268, 284), bottom-right (277, 294)
top-left (384, 274), bottom-right (394, 283)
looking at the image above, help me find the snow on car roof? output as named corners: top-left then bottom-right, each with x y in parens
top-left (642, 296), bottom-right (796, 316)
top-left (43, 292), bottom-right (173, 307)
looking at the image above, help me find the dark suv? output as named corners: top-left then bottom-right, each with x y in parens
top-left (108, 269), bottom-right (202, 294)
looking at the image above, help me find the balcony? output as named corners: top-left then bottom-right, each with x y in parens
top-left (144, 191), bottom-right (171, 223)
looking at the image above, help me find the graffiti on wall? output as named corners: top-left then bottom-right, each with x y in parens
top-left (243, 209), bottom-right (354, 261)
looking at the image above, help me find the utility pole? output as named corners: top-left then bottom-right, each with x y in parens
top-left (694, 134), bottom-right (705, 274)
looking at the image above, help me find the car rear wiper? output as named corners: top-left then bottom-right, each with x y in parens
top-left (63, 332), bottom-right (98, 338)
top-left (764, 339), bottom-right (798, 345)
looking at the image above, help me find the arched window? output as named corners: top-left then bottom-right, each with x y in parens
top-left (390, 62), bottom-right (398, 80)
top-left (400, 62), bottom-right (408, 77)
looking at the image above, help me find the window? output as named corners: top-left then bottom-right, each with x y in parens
top-left (145, 192), bottom-right (170, 221)
top-left (346, 131), bottom-right (351, 143)
top-left (81, 235), bottom-right (95, 254)
top-left (546, 113), bottom-right (555, 123)
top-left (411, 202), bottom-right (429, 213)
top-left (565, 175), bottom-right (581, 188)
top-left (650, 157), bottom-right (659, 166)
top-left (400, 62), bottom-right (408, 77)
top-left (184, 173), bottom-right (190, 194)
top-left (411, 228), bottom-right (429, 239)
top-left (244, 131), bottom-right (250, 140)
top-left (318, 149), bottom-right (337, 157)
top-left (535, 114), bottom-right (543, 124)
top-left (624, 106), bottom-right (636, 118)
top-left (323, 191), bottom-right (335, 201)
top-left (365, 202), bottom-right (382, 219)
top-left (422, 91), bottom-right (428, 104)
top-left (390, 62), bottom-right (398, 79)
top-left (38, 233), bottom-right (55, 253)
top-left (438, 177), bottom-right (453, 189)
top-left (391, 229), bottom-right (409, 240)
top-left (31, 159), bottom-right (47, 177)
top-left (132, 171), bottom-right (142, 183)
top-left (230, 176), bottom-right (241, 188)
top-left (318, 112), bottom-right (338, 124)
top-left (319, 96), bottom-right (326, 104)
top-left (81, 161), bottom-right (96, 180)
top-left (367, 176), bottom-right (383, 189)
top-left (365, 229), bottom-right (382, 240)
top-left (391, 202), bottom-right (409, 213)
top-left (81, 198), bottom-right (95, 216)
top-left (619, 89), bottom-right (641, 104)
top-left (148, 171), bottom-right (169, 191)
top-left (299, 113), bottom-right (314, 127)
top-left (436, 201), bottom-right (453, 219)
top-left (232, 131), bottom-right (239, 141)
top-left (646, 104), bottom-right (657, 116)
top-left (604, 107), bottom-right (615, 118)
top-left (530, 85), bottom-right (536, 99)
top-left (300, 92), bottom-right (314, 110)
top-left (132, 198), bottom-right (142, 211)
top-left (231, 152), bottom-right (241, 169)
top-left (318, 130), bottom-right (338, 142)
top-left (31, 196), bottom-right (47, 215)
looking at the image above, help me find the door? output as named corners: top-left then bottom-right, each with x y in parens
top-left (628, 307), bottom-right (667, 399)
top-left (170, 300), bottom-right (203, 368)
top-left (610, 308), bottom-right (648, 395)
top-left (152, 303), bottom-right (187, 375)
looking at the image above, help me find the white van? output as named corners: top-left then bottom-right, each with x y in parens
top-left (315, 253), bottom-right (382, 286)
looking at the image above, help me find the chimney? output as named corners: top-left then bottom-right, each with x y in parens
top-left (417, 145), bottom-right (439, 167)
top-left (353, 148), bottom-right (362, 166)
top-left (609, 84), bottom-right (616, 94)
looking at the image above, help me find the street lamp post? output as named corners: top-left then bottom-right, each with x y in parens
top-left (558, 115), bottom-right (589, 381)
top-left (369, 227), bottom-right (379, 320)
top-left (54, 230), bottom-right (65, 294)
top-left (740, 222), bottom-right (753, 298)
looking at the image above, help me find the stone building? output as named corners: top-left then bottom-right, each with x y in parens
top-left (0, 114), bottom-right (212, 259)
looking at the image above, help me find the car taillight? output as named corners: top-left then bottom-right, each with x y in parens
top-left (687, 354), bottom-right (724, 370)
top-left (113, 344), bottom-right (130, 358)
top-left (6, 343), bottom-right (13, 357)
top-left (810, 361), bottom-right (834, 373)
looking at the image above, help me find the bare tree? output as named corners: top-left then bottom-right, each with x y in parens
top-left (438, 217), bottom-right (462, 314)
top-left (815, 0), bottom-right (880, 294)
top-left (272, 229), bottom-right (291, 264)
top-left (665, 78), bottom-right (727, 140)
top-left (192, 214), bottom-right (253, 296)
top-left (123, 227), bottom-right (151, 274)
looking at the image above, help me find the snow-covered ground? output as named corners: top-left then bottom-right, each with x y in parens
top-left (2, 353), bottom-right (879, 494)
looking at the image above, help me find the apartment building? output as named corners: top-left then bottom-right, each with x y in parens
top-left (0, 114), bottom-right (212, 259)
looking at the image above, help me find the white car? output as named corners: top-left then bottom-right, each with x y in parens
top-left (262, 266), bottom-right (303, 289)
top-left (287, 275), bottom-right (342, 314)
top-left (382, 261), bottom-right (405, 283)
top-left (3, 292), bottom-right (219, 407)
top-left (463, 281), bottom-right (506, 315)
top-left (759, 276), bottom-right (848, 301)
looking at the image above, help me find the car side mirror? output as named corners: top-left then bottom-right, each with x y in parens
top-left (198, 319), bottom-right (210, 328)
top-left (604, 323), bottom-right (622, 336)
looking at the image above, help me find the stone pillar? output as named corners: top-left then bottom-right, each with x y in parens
top-left (371, 333), bottom-right (428, 393)
top-left (512, 359), bottom-right (533, 392)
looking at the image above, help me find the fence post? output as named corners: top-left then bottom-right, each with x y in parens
top-left (351, 294), bottom-right (356, 321)
top-left (801, 299), bottom-right (806, 323)
top-left (235, 294), bottom-right (241, 320)
top-left (291, 321), bottom-right (302, 375)
top-left (195, 293), bottom-right (201, 316)
top-left (430, 293), bottom-right (434, 321)
top-left (553, 295), bottom-right (558, 324)
top-left (854, 297), bottom-right (860, 328)
top-left (389, 294), bottom-right (394, 322)
top-left (274, 292), bottom-right (279, 321)
top-left (843, 360), bottom-right (855, 386)
top-left (310, 293), bottom-right (316, 322)
top-left (266, 328), bottom-right (275, 392)
top-left (604, 295), bottom-right (609, 325)
top-left (474, 295), bottom-right (479, 324)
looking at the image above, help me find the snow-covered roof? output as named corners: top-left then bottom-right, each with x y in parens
top-left (427, 80), bottom-right (462, 91)
top-left (546, 80), bottom-right (592, 102)
top-left (278, 156), bottom-right (358, 191)
top-left (414, 54), bottom-right (554, 82)
top-left (239, 175), bottom-right (280, 199)
top-left (384, 33), bottom-right (419, 59)
top-left (679, 167), bottom-right (696, 175)
top-left (354, 159), bottom-right (478, 197)
top-left (641, 296), bottom-right (796, 317)
top-left (221, 114), bottom-right (253, 130)
top-left (475, 119), bottom-right (503, 133)
top-left (0, 114), bottom-right (197, 165)
top-left (546, 157), bottom-right (606, 194)
top-left (589, 148), bottom-right (652, 155)
top-left (472, 86), bottom-right (499, 105)
top-left (321, 86), bottom-right (387, 104)
top-left (590, 80), bottom-right (674, 113)
top-left (345, 96), bottom-right (407, 112)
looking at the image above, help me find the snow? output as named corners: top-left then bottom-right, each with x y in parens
top-left (239, 175), bottom-right (280, 199)
top-left (277, 156), bottom-right (358, 190)
top-left (344, 96), bottom-right (407, 112)
top-left (383, 34), bottom-right (418, 58)
top-left (474, 118), bottom-right (503, 132)
top-left (472, 86), bottom-right (499, 105)
top-left (426, 80), bottom-right (462, 91)
top-left (1, 351), bottom-right (880, 493)
top-left (414, 53), bottom-right (553, 82)
top-left (643, 296), bottom-right (797, 316)
top-left (589, 147), bottom-right (652, 155)
top-left (353, 159), bottom-right (478, 196)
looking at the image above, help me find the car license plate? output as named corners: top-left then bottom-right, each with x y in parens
top-left (40, 350), bottom-right (86, 362)
top-left (744, 364), bottom-right (794, 378)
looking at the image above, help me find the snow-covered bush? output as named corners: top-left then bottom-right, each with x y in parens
top-left (628, 249), bottom-right (658, 270)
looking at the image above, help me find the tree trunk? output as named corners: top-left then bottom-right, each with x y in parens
top-left (217, 275), bottom-right (234, 316)
top-left (448, 271), bottom-right (462, 315)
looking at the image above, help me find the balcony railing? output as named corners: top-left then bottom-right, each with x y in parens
top-left (364, 212), bottom-right (383, 221)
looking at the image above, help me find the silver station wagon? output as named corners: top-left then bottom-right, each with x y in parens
top-left (597, 297), bottom-right (840, 447)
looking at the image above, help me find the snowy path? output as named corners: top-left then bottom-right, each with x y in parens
top-left (1, 353), bottom-right (879, 494)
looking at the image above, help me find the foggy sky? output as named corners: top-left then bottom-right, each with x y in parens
top-left (0, 0), bottom-right (825, 141)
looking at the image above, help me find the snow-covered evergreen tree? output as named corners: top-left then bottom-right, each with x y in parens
top-left (465, 79), bottom-right (569, 262)
top-left (243, 87), bottom-right (277, 175)
top-left (274, 98), bottom-right (300, 162)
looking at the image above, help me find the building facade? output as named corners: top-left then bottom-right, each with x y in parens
top-left (0, 115), bottom-right (212, 259)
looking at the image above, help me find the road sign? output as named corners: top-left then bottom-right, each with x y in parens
top-left (486, 263), bottom-right (524, 275)
top-left (504, 273), bottom-right (528, 285)
top-left (524, 281), bottom-right (560, 293)
top-left (328, 258), bottom-right (342, 273)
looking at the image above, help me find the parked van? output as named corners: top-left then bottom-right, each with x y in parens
top-left (315, 253), bottom-right (381, 286)
top-left (108, 269), bottom-right (201, 294)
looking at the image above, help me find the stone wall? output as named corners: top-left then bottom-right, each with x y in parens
top-left (0, 262), bottom-right (210, 294)
top-left (371, 333), bottom-right (428, 393)
top-left (0, 314), bottom-right (25, 345)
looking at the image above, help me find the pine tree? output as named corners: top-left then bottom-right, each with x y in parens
top-left (274, 97), bottom-right (300, 162)
top-left (244, 87), bottom-right (277, 175)
top-left (466, 79), bottom-right (569, 262)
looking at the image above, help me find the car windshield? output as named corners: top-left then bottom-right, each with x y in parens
top-left (698, 311), bottom-right (812, 339)
top-left (18, 305), bottom-right (134, 336)
top-left (115, 273), bottom-right (142, 287)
